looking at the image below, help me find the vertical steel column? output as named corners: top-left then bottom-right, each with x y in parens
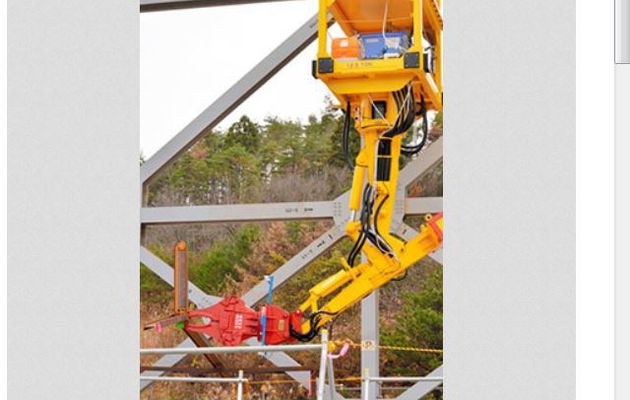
top-left (362, 368), bottom-right (370, 400)
top-left (360, 254), bottom-right (380, 400)
top-left (237, 370), bottom-right (244, 400)
top-left (326, 357), bottom-right (336, 400)
top-left (317, 330), bottom-right (330, 400)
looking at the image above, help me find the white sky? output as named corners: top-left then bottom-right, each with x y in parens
top-left (140, 2), bottom-right (335, 157)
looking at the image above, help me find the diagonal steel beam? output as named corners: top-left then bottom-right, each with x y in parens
top-left (395, 365), bottom-right (443, 400)
top-left (140, 0), bottom-right (299, 13)
top-left (141, 14), bottom-right (322, 184)
top-left (428, 248), bottom-right (443, 264)
top-left (140, 339), bottom-right (195, 391)
top-left (141, 201), bottom-right (335, 225)
top-left (399, 137), bottom-right (443, 187)
top-left (404, 197), bottom-right (443, 215)
top-left (140, 246), bottom-right (221, 307)
top-left (242, 226), bottom-right (344, 306)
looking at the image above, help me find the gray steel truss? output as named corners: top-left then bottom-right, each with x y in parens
top-left (140, 8), bottom-right (443, 399)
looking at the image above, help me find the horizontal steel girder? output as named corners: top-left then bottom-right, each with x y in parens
top-left (140, 0), bottom-right (300, 13)
top-left (141, 201), bottom-right (335, 225)
top-left (399, 137), bottom-right (443, 187)
top-left (140, 197), bottom-right (441, 225)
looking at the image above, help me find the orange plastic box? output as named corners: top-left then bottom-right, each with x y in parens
top-left (331, 36), bottom-right (362, 60)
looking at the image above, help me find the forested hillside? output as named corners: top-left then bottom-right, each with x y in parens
top-left (140, 103), bottom-right (443, 399)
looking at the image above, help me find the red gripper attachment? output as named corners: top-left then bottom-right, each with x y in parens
top-left (184, 296), bottom-right (304, 346)
top-left (185, 296), bottom-right (259, 346)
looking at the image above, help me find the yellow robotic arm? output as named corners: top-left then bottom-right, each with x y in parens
top-left (293, 0), bottom-right (444, 339)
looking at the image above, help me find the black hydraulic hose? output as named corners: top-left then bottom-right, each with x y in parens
top-left (392, 90), bottom-right (404, 131)
top-left (290, 310), bottom-right (338, 342)
top-left (348, 184), bottom-right (376, 267)
top-left (384, 86), bottom-right (416, 139)
top-left (372, 193), bottom-right (392, 256)
top-left (392, 270), bottom-right (408, 282)
top-left (346, 185), bottom-right (371, 266)
top-left (400, 88), bottom-right (417, 133)
top-left (402, 96), bottom-right (428, 155)
top-left (342, 102), bottom-right (353, 170)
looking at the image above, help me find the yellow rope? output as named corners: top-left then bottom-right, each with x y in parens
top-left (332, 339), bottom-right (444, 354)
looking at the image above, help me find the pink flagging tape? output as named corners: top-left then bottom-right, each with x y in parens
top-left (328, 342), bottom-right (350, 359)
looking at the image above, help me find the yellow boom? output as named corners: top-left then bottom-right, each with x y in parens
top-left (296, 0), bottom-right (444, 335)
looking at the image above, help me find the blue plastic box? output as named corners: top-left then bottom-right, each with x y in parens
top-left (359, 31), bottom-right (410, 59)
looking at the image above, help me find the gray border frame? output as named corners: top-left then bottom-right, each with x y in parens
top-left (615, 64), bottom-right (629, 400)
top-left (444, 1), bottom-right (575, 399)
top-left (8, 0), bottom-right (140, 398)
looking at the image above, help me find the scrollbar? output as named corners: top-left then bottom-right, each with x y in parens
top-left (617, 0), bottom-right (630, 63)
